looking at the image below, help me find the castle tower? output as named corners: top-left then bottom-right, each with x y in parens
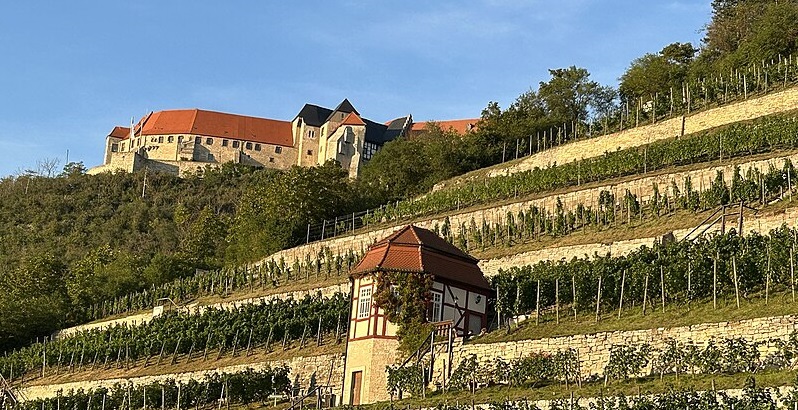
top-left (341, 225), bottom-right (492, 405)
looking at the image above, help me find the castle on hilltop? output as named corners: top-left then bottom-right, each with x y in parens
top-left (89, 99), bottom-right (479, 178)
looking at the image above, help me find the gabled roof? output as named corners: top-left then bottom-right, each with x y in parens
top-left (108, 126), bottom-right (131, 140)
top-left (380, 115), bottom-right (412, 143)
top-left (325, 98), bottom-right (359, 123)
top-left (133, 109), bottom-right (294, 147)
top-left (351, 225), bottom-right (491, 291)
top-left (295, 104), bottom-right (333, 128)
top-left (412, 119), bottom-right (479, 135)
top-left (341, 112), bottom-right (366, 126)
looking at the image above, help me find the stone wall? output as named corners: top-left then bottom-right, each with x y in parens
top-left (439, 315), bottom-right (798, 384)
top-left (18, 353), bottom-right (345, 402)
top-left (490, 86), bottom-right (798, 178)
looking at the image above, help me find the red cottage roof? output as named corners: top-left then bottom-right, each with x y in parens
top-left (351, 225), bottom-right (491, 291)
top-left (341, 112), bottom-right (366, 126)
top-left (108, 126), bottom-right (131, 140)
top-left (132, 109), bottom-right (294, 147)
top-left (411, 119), bottom-right (479, 135)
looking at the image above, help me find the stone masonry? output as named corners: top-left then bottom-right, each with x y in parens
top-left (438, 315), bottom-right (798, 385)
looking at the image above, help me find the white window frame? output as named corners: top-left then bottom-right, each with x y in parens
top-left (358, 287), bottom-right (372, 319)
top-left (431, 291), bottom-right (442, 322)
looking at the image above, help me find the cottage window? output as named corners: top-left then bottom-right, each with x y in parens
top-left (274, 146), bottom-right (282, 154)
top-left (254, 144), bottom-right (261, 151)
top-left (222, 139), bottom-right (228, 147)
top-left (232, 140), bottom-right (240, 148)
top-left (431, 292), bottom-right (443, 322)
top-left (206, 138), bottom-right (213, 145)
top-left (245, 142), bottom-right (253, 150)
top-left (357, 287), bottom-right (372, 319)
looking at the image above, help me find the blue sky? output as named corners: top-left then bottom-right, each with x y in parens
top-left (0, 1), bottom-right (710, 177)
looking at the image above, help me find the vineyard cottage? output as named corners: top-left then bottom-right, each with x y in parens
top-left (342, 225), bottom-right (491, 405)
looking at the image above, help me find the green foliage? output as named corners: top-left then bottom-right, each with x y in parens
top-left (227, 162), bottom-right (357, 265)
top-left (359, 124), bottom-right (494, 200)
top-left (386, 365), bottom-right (424, 399)
top-left (373, 270), bottom-right (435, 355)
top-left (603, 344), bottom-right (652, 382)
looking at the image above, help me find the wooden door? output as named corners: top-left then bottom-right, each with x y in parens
top-left (350, 371), bottom-right (363, 405)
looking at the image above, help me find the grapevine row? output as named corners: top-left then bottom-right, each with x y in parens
top-left (0, 293), bottom-right (349, 382)
top-left (492, 227), bottom-right (798, 321)
top-left (17, 366), bottom-right (291, 410)
top-left (364, 113), bottom-right (798, 228)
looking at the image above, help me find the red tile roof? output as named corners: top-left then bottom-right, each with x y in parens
top-left (351, 225), bottom-right (491, 291)
top-left (132, 109), bottom-right (294, 147)
top-left (341, 112), bottom-right (366, 126)
top-left (108, 126), bottom-right (131, 140)
top-left (411, 119), bottom-right (479, 135)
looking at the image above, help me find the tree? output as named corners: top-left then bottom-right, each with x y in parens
top-left (619, 43), bottom-right (696, 102)
top-left (227, 162), bottom-right (355, 264)
top-left (537, 66), bottom-right (601, 129)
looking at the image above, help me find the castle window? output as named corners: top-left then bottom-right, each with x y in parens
top-left (232, 140), bottom-right (240, 148)
top-left (206, 138), bottom-right (213, 145)
top-left (121, 142), bottom-right (126, 151)
top-left (269, 157), bottom-right (274, 163)
top-left (245, 142), bottom-right (253, 150)
top-left (195, 136), bottom-right (201, 143)
top-left (254, 144), bottom-right (261, 151)
top-left (306, 150), bottom-right (313, 156)
top-left (111, 143), bottom-right (119, 152)
top-left (297, 118), bottom-right (303, 127)
top-left (150, 137), bottom-right (157, 143)
top-left (357, 287), bottom-right (372, 319)
top-left (275, 146), bottom-right (282, 154)
top-left (178, 136), bottom-right (183, 143)
top-left (168, 136), bottom-right (174, 143)
top-left (307, 130), bottom-right (315, 139)
top-left (156, 136), bottom-right (162, 143)
top-left (207, 153), bottom-right (214, 161)
top-left (363, 142), bottom-right (378, 160)
top-left (222, 139), bottom-right (228, 147)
